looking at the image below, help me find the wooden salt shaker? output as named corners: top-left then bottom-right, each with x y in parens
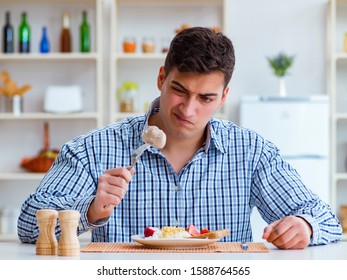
top-left (58, 210), bottom-right (81, 256)
top-left (36, 209), bottom-right (58, 255)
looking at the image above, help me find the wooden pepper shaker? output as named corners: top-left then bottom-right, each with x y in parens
top-left (36, 209), bottom-right (58, 255)
top-left (58, 210), bottom-right (81, 256)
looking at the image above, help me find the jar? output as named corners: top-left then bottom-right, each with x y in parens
top-left (123, 37), bottom-right (136, 53)
top-left (118, 81), bottom-right (139, 113)
top-left (161, 37), bottom-right (171, 53)
top-left (142, 37), bottom-right (155, 53)
top-left (0, 207), bottom-right (20, 235)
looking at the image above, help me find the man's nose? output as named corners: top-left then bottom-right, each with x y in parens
top-left (179, 97), bottom-right (196, 116)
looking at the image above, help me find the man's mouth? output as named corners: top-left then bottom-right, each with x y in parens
top-left (174, 113), bottom-right (193, 125)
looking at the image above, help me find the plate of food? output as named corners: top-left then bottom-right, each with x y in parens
top-left (131, 225), bottom-right (230, 249)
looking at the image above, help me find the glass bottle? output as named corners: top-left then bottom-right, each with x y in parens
top-left (80, 10), bottom-right (90, 52)
top-left (2, 11), bottom-right (14, 53)
top-left (118, 81), bottom-right (139, 113)
top-left (60, 12), bottom-right (71, 52)
top-left (19, 12), bottom-right (30, 53)
top-left (40, 26), bottom-right (50, 53)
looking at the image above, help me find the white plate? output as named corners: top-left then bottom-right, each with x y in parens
top-left (131, 235), bottom-right (221, 249)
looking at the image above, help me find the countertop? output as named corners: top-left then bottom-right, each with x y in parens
top-left (1, 240), bottom-right (347, 260)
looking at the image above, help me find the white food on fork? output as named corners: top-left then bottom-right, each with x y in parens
top-left (129, 126), bottom-right (166, 170)
top-left (142, 126), bottom-right (166, 149)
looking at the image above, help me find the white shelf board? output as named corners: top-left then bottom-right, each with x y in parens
top-left (117, 0), bottom-right (223, 5)
top-left (0, 0), bottom-right (95, 4)
top-left (115, 53), bottom-right (167, 60)
top-left (0, 112), bottom-right (99, 120)
top-left (0, 53), bottom-right (99, 61)
top-left (335, 53), bottom-right (347, 61)
top-left (335, 113), bottom-right (347, 121)
top-left (335, 173), bottom-right (347, 181)
top-left (0, 173), bottom-right (45, 180)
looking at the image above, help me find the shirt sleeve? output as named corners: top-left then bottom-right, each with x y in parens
top-left (250, 140), bottom-right (343, 245)
top-left (17, 136), bottom-right (104, 244)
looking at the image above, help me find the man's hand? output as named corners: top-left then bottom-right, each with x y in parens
top-left (87, 167), bottom-right (134, 224)
top-left (262, 216), bottom-right (312, 249)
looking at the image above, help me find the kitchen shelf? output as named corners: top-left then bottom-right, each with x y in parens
top-left (0, 0), bottom-right (103, 242)
top-left (0, 173), bottom-right (45, 180)
top-left (110, 0), bottom-right (229, 122)
top-left (0, 112), bottom-right (99, 120)
top-left (335, 114), bottom-right (347, 121)
top-left (335, 53), bottom-right (347, 61)
top-left (115, 53), bottom-right (167, 60)
top-left (328, 0), bottom-right (347, 232)
top-left (335, 173), bottom-right (347, 181)
top-left (0, 53), bottom-right (100, 61)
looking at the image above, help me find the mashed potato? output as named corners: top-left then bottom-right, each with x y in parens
top-left (145, 226), bottom-right (191, 239)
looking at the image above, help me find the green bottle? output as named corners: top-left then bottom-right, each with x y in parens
top-left (19, 12), bottom-right (30, 53)
top-left (80, 10), bottom-right (90, 52)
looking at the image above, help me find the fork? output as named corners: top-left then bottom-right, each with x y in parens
top-left (129, 143), bottom-right (151, 170)
top-left (103, 143), bottom-right (151, 209)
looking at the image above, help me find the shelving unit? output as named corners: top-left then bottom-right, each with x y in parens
top-left (328, 0), bottom-right (347, 240)
top-left (110, 0), bottom-right (230, 122)
top-left (0, 0), bottom-right (103, 241)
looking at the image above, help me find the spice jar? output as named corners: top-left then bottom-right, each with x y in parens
top-left (123, 37), bottom-right (136, 53)
top-left (118, 81), bottom-right (139, 113)
top-left (142, 37), bottom-right (155, 53)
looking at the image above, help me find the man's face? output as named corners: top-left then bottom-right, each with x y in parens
top-left (156, 66), bottom-right (229, 141)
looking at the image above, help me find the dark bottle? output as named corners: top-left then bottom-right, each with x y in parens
top-left (60, 12), bottom-right (71, 52)
top-left (80, 10), bottom-right (90, 52)
top-left (19, 12), bottom-right (30, 53)
top-left (40, 26), bottom-right (50, 53)
top-left (2, 11), bottom-right (14, 53)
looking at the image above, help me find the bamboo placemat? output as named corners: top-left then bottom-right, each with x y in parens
top-left (81, 242), bottom-right (269, 253)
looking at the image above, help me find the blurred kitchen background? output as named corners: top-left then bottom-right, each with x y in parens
top-left (0, 0), bottom-right (347, 241)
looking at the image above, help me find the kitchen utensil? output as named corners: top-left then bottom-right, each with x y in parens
top-left (129, 143), bottom-right (151, 170)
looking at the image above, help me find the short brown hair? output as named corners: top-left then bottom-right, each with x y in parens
top-left (164, 27), bottom-right (235, 89)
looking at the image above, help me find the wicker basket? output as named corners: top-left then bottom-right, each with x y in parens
top-left (21, 156), bottom-right (55, 173)
top-left (20, 123), bottom-right (58, 173)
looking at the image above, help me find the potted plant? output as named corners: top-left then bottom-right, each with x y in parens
top-left (267, 52), bottom-right (295, 97)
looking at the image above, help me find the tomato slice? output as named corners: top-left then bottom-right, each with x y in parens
top-left (186, 224), bottom-right (200, 236)
top-left (200, 228), bottom-right (210, 234)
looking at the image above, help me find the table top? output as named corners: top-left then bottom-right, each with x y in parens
top-left (1, 240), bottom-right (347, 260)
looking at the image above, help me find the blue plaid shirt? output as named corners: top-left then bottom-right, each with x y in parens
top-left (18, 100), bottom-right (342, 244)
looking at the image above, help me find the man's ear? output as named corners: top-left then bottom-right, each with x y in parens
top-left (218, 86), bottom-right (229, 109)
top-left (157, 66), bottom-right (166, 90)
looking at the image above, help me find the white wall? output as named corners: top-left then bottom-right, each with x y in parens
top-left (226, 0), bottom-right (327, 123)
top-left (102, 0), bottom-right (328, 123)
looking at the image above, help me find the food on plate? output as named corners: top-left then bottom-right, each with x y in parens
top-left (142, 224), bottom-right (230, 240)
top-left (144, 227), bottom-right (159, 238)
top-left (188, 228), bottom-right (230, 239)
top-left (200, 228), bottom-right (211, 234)
top-left (142, 126), bottom-right (166, 149)
top-left (187, 224), bottom-right (200, 236)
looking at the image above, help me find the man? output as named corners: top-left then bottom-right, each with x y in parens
top-left (18, 27), bottom-right (342, 249)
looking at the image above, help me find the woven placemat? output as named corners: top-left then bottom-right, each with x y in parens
top-left (81, 242), bottom-right (269, 253)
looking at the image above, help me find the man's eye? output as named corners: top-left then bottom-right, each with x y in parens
top-left (172, 87), bottom-right (185, 93)
top-left (201, 96), bottom-right (213, 103)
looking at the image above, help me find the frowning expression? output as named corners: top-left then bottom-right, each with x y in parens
top-left (156, 66), bottom-right (228, 141)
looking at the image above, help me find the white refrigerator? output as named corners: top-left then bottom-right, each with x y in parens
top-left (239, 95), bottom-right (329, 241)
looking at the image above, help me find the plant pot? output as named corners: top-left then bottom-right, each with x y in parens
top-left (279, 78), bottom-right (287, 97)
